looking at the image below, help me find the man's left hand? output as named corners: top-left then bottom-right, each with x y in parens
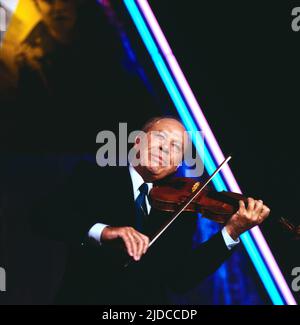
top-left (225, 198), bottom-right (270, 240)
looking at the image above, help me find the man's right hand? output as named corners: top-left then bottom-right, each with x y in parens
top-left (101, 226), bottom-right (149, 261)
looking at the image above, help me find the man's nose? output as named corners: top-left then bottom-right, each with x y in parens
top-left (159, 142), bottom-right (169, 154)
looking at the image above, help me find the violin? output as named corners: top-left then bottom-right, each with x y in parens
top-left (150, 177), bottom-right (247, 224)
top-left (139, 156), bottom-right (236, 251)
top-left (149, 169), bottom-right (300, 241)
top-left (124, 157), bottom-right (298, 267)
top-left (147, 156), bottom-right (299, 247)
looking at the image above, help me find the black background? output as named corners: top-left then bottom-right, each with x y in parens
top-left (148, 0), bottom-right (299, 220)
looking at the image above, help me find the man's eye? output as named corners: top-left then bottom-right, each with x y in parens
top-left (155, 133), bottom-right (165, 140)
top-left (172, 143), bottom-right (181, 151)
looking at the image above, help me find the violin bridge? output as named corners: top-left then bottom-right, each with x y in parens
top-left (192, 182), bottom-right (200, 193)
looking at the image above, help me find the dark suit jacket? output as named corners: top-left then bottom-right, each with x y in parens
top-left (32, 161), bottom-right (234, 304)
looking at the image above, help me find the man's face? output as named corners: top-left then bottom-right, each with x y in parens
top-left (136, 118), bottom-right (186, 181)
top-left (35, 0), bottom-right (77, 39)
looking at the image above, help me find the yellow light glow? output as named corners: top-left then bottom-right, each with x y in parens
top-left (0, 0), bottom-right (40, 74)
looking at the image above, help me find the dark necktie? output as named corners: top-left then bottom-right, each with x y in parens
top-left (135, 183), bottom-right (149, 232)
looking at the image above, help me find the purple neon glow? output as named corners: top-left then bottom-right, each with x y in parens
top-left (136, 0), bottom-right (296, 305)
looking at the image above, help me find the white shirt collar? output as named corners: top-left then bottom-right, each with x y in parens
top-left (128, 165), bottom-right (153, 201)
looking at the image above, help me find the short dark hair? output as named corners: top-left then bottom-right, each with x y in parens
top-left (141, 115), bottom-right (184, 133)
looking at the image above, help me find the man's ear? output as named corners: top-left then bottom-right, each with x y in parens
top-left (135, 136), bottom-right (140, 145)
top-left (132, 135), bottom-right (140, 151)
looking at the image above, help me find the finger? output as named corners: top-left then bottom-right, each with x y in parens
top-left (131, 232), bottom-right (144, 260)
top-left (120, 232), bottom-right (134, 257)
top-left (126, 232), bottom-right (138, 259)
top-left (237, 200), bottom-right (246, 215)
top-left (257, 207), bottom-right (267, 224)
top-left (119, 233), bottom-right (133, 257)
top-left (138, 233), bottom-right (149, 254)
top-left (239, 200), bottom-right (246, 209)
top-left (260, 205), bottom-right (271, 220)
top-left (133, 231), bottom-right (149, 257)
top-left (247, 197), bottom-right (255, 211)
top-left (141, 235), bottom-right (150, 254)
top-left (254, 200), bottom-right (263, 213)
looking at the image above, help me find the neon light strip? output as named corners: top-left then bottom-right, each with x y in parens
top-left (135, 0), bottom-right (296, 306)
top-left (124, 0), bottom-right (296, 305)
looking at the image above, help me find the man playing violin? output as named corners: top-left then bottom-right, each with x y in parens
top-left (34, 116), bottom-right (270, 304)
top-left (99, 117), bottom-right (270, 262)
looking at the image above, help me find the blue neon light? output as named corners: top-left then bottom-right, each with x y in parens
top-left (124, 0), bottom-right (285, 305)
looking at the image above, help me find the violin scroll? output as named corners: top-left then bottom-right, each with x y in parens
top-left (279, 217), bottom-right (300, 240)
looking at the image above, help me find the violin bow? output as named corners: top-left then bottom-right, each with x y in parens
top-left (148, 155), bottom-right (232, 248)
top-left (124, 155), bottom-right (232, 268)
